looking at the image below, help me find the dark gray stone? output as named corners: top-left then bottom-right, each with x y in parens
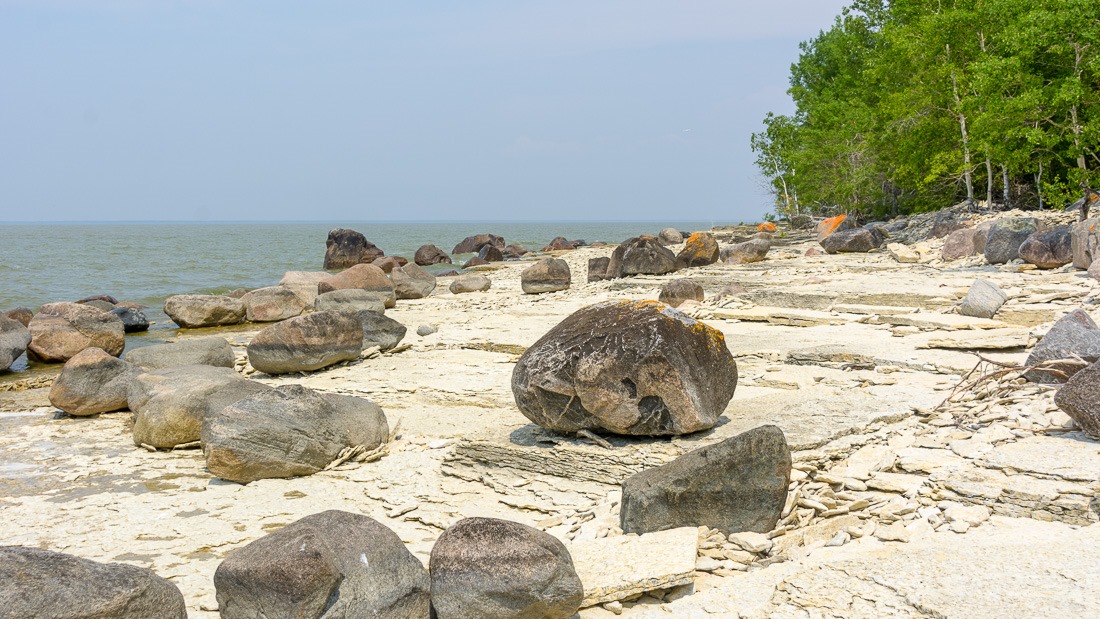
top-left (820, 228), bottom-right (883, 254)
top-left (606, 236), bottom-right (678, 278)
top-left (49, 347), bottom-right (138, 416)
top-left (355, 310), bottom-right (407, 352)
top-left (657, 279), bottom-right (704, 308)
top-left (124, 336), bottom-right (235, 371)
top-left (587, 257), bottom-right (613, 282)
top-left (984, 217), bottom-right (1040, 264)
top-left (511, 300), bottom-right (737, 436)
top-left (429, 517), bottom-right (583, 619)
top-left (1019, 226), bottom-right (1074, 269)
top-left (0, 316), bottom-right (31, 371)
top-left (1024, 309), bottom-right (1100, 383)
top-left (247, 311), bottom-right (363, 375)
top-left (521, 258), bottom-right (571, 294)
top-left (109, 306), bottom-right (150, 332)
top-left (958, 279), bottom-right (1007, 319)
top-left (214, 510), bottom-right (429, 619)
top-left (620, 425), bottom-right (791, 535)
top-left (478, 244), bottom-right (504, 263)
top-left (324, 228), bottom-right (384, 269)
top-left (721, 238), bottom-right (770, 264)
top-left (414, 243), bottom-right (452, 265)
top-left (1053, 360), bottom-right (1100, 439)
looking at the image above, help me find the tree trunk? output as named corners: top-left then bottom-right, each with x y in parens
top-left (1036, 164), bottom-right (1044, 210)
top-left (950, 67), bottom-right (975, 203)
top-left (984, 157), bottom-right (994, 206)
top-left (1001, 164), bottom-right (1011, 208)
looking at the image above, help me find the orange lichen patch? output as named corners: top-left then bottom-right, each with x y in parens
top-left (818, 214), bottom-right (848, 239)
top-left (757, 222), bottom-right (777, 233)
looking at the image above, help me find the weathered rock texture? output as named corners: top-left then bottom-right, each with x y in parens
top-left (0, 316), bottom-right (31, 371)
top-left (391, 263), bottom-right (437, 299)
top-left (721, 238), bottom-right (770, 264)
top-left (521, 258), bottom-right (571, 294)
top-left (1071, 217), bottom-right (1100, 269)
top-left (542, 236), bottom-right (582, 251)
top-left (821, 228), bottom-right (883, 254)
top-left (449, 274), bottom-right (491, 294)
top-left (313, 289), bottom-right (388, 314)
top-left (323, 228), bottom-right (384, 269)
top-left (1024, 309), bottom-right (1100, 383)
top-left (429, 517), bottom-right (583, 619)
top-left (109, 307), bottom-right (149, 333)
top-left (512, 300), bottom-right (737, 436)
top-left (48, 348), bottom-right (137, 416)
top-left (277, 271), bottom-right (330, 306)
top-left (355, 310), bottom-right (407, 352)
top-left (587, 257), bottom-right (613, 282)
top-left (1054, 360), bottom-right (1100, 438)
top-left (203, 385), bottom-right (388, 483)
top-left (317, 264), bottom-right (396, 308)
top-left (620, 425), bottom-right (791, 535)
top-left (214, 510), bottom-right (429, 619)
top-left (816, 214), bottom-right (854, 240)
top-left (2, 307), bottom-right (33, 327)
top-left (606, 236), bottom-right (677, 279)
top-left (241, 286), bottom-right (308, 322)
top-left (452, 234), bottom-right (504, 255)
top-left (958, 279), bottom-right (1008, 319)
top-left (163, 295), bottom-right (245, 329)
top-left (676, 232), bottom-right (720, 268)
top-left (27, 302), bottom-right (125, 362)
top-left (247, 311), bottom-right (364, 375)
top-left (0, 546), bottom-right (187, 619)
top-left (414, 243), bottom-right (451, 265)
top-left (657, 279), bottom-right (704, 308)
top-left (124, 336), bottom-right (235, 371)
top-left (984, 217), bottom-right (1040, 264)
top-left (1019, 226), bottom-right (1073, 269)
top-left (371, 256), bottom-right (408, 273)
top-left (657, 228), bottom-right (683, 245)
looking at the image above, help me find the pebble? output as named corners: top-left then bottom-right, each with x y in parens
top-left (416, 324), bottom-right (438, 336)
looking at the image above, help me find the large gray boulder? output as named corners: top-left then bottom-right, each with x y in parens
top-left (657, 279), bottom-right (704, 308)
top-left (958, 279), bottom-right (1008, 319)
top-left (1019, 226), bottom-right (1074, 269)
top-left (620, 425), bottom-right (791, 535)
top-left (1024, 309), bottom-right (1100, 383)
top-left (721, 238), bottom-right (770, 264)
top-left (247, 311), bottom-right (364, 375)
top-left (163, 294), bottom-right (245, 328)
top-left (48, 348), bottom-right (138, 416)
top-left (587, 257), bottom-right (613, 282)
top-left (355, 310), bottom-right (407, 352)
top-left (1053, 360), bottom-right (1100, 438)
top-left (314, 289), bottom-right (388, 314)
top-left (0, 316), bottom-right (31, 371)
top-left (0, 546), bottom-right (186, 619)
top-left (449, 274), bottom-right (491, 294)
top-left (1071, 217), bottom-right (1100, 269)
top-left (391, 263), bottom-right (437, 299)
top-left (984, 217), bottom-right (1039, 264)
top-left (512, 300), bottom-right (737, 436)
top-left (657, 227), bottom-right (684, 245)
top-left (203, 384), bottom-right (388, 483)
top-left (317, 263), bottom-right (396, 308)
top-left (323, 228), bottom-right (384, 269)
top-left (521, 258), bottom-right (571, 294)
top-left (27, 302), bottom-right (125, 362)
top-left (820, 227), bottom-right (883, 254)
top-left (241, 286), bottom-right (308, 322)
top-left (214, 510), bottom-right (429, 619)
top-left (109, 307), bottom-right (149, 333)
top-left (129, 365), bottom-right (266, 449)
top-left (429, 517), bottom-right (583, 619)
top-left (606, 236), bottom-right (678, 278)
top-left (124, 336), bottom-right (235, 371)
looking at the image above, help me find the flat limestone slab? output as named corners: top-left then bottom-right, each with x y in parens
top-left (870, 312), bottom-right (1009, 330)
top-left (569, 527), bottom-right (697, 607)
top-left (712, 307), bottom-right (849, 327)
top-left (918, 329), bottom-right (1031, 350)
top-left (979, 435), bottom-right (1100, 483)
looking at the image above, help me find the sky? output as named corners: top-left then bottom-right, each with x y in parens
top-left (0, 1), bottom-right (850, 222)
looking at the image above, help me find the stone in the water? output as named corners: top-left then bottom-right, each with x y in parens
top-left (1019, 225), bottom-right (1073, 269)
top-left (163, 294), bottom-right (246, 329)
top-left (49, 347), bottom-right (138, 416)
top-left (452, 233), bottom-right (505, 255)
top-left (721, 238), bottom-right (770, 264)
top-left (109, 306), bottom-right (149, 332)
top-left (620, 425), bottom-right (791, 535)
top-left (542, 236), bottom-right (581, 251)
top-left (79, 299), bottom-right (117, 312)
top-left (606, 236), bottom-right (678, 278)
top-left (657, 279), bottom-right (704, 308)
top-left (417, 324), bottom-right (438, 336)
top-left (317, 263), bottom-right (396, 308)
top-left (676, 232), bottom-right (720, 268)
top-left (124, 336), bottom-right (235, 371)
top-left (984, 217), bottom-right (1039, 264)
top-left (503, 243), bottom-right (530, 259)
top-left (821, 227), bottom-right (883, 253)
top-left (657, 227), bottom-right (684, 245)
top-left (1024, 309), bottom-right (1100, 383)
top-left (241, 286), bottom-right (308, 322)
top-left (414, 243), bottom-right (452, 265)
top-left (511, 300), bottom-right (737, 436)
top-left (587, 256), bottom-right (613, 282)
top-left (129, 364), bottom-right (264, 449)
top-left (391, 263), bottom-right (437, 299)
top-left (449, 274), bottom-right (491, 294)
top-left (1071, 217), bottom-right (1100, 269)
top-left (0, 316), bottom-right (31, 371)
top-left (203, 384), bottom-right (388, 483)
top-left (214, 510), bottom-right (429, 619)
top-left (27, 302), bottom-right (125, 362)
top-left (313, 289), bottom-right (388, 314)
top-left (521, 258), bottom-right (571, 294)
top-left (323, 228), bottom-right (384, 269)
top-left (478, 244), bottom-right (504, 263)
top-left (958, 279), bottom-right (1007, 319)
top-left (463, 256), bottom-right (490, 268)
top-left (1053, 360), bottom-right (1100, 438)
top-left (247, 311), bottom-right (364, 375)
top-left (429, 517), bottom-right (583, 619)
top-left (0, 546), bottom-right (186, 619)
top-left (2, 307), bottom-right (34, 327)
top-left (354, 310), bottom-right (407, 352)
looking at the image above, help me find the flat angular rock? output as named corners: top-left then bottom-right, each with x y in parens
top-left (1054, 360), bottom-right (1100, 438)
top-left (429, 517), bottom-right (583, 619)
top-left (1019, 225), bottom-right (1073, 269)
top-left (214, 510), bottom-right (429, 619)
top-left (887, 242), bottom-right (919, 263)
top-left (821, 227), bottom-right (883, 253)
top-left (1023, 309), bottom-right (1100, 383)
top-left (323, 228), bottom-right (384, 269)
top-left (124, 336), bottom-right (235, 370)
top-left (27, 302), bottom-right (125, 362)
top-left (721, 238), bottom-right (770, 264)
top-left (247, 311), bottom-right (364, 375)
top-left (449, 274), bottom-right (491, 294)
top-left (0, 546), bottom-right (186, 619)
top-left (49, 347), bottom-right (138, 416)
top-left (129, 365), bottom-right (265, 448)
top-left (521, 258), bottom-right (571, 294)
top-left (657, 278), bottom-right (704, 308)
top-left (607, 236), bottom-right (678, 278)
top-left (313, 289), bottom-right (388, 314)
top-left (414, 243), bottom-right (452, 265)
top-left (620, 425), bottom-right (791, 535)
top-left (568, 527), bottom-right (697, 607)
top-left (512, 300), bottom-right (737, 436)
top-left (391, 263), bottom-right (437, 299)
top-left (1071, 217), bottom-right (1100, 269)
top-left (241, 286), bottom-right (308, 322)
top-left (163, 294), bottom-right (245, 328)
top-left (958, 279), bottom-right (1007, 319)
top-left (203, 384), bottom-right (388, 483)
top-left (676, 232), bottom-right (720, 268)
top-left (355, 310), bottom-right (407, 352)
top-left (317, 263), bottom-right (396, 308)
top-left (984, 217), bottom-right (1039, 264)
top-left (0, 316), bottom-right (31, 371)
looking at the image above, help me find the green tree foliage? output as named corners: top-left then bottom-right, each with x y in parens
top-left (752, 0), bottom-right (1100, 219)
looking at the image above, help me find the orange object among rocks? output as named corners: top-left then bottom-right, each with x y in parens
top-left (816, 214), bottom-right (852, 241)
top-left (757, 222), bottom-right (777, 233)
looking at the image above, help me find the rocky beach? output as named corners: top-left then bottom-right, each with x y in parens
top-left (2, 212), bottom-right (1100, 618)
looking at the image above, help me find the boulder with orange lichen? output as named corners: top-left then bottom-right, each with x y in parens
top-left (511, 300), bottom-right (737, 436)
top-left (675, 232), bottom-right (720, 268)
top-left (757, 222), bottom-right (777, 233)
top-left (816, 214), bottom-right (855, 241)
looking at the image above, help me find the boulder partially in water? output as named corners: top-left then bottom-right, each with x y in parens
top-left (27, 302), bottom-right (125, 362)
top-left (323, 228), bottom-right (384, 269)
top-left (0, 316), bottom-right (31, 371)
top-left (163, 294), bottom-right (245, 329)
top-left (109, 306), bottom-right (149, 333)
top-left (414, 243), bottom-right (452, 265)
top-left (452, 233), bottom-right (504, 255)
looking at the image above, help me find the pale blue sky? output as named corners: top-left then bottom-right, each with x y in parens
top-left (0, 1), bottom-right (849, 222)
